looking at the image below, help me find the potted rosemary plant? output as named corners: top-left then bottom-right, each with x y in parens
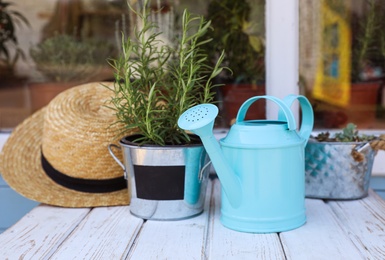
top-left (107, 0), bottom-right (225, 220)
top-left (305, 123), bottom-right (385, 199)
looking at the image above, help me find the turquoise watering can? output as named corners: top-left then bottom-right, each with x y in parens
top-left (178, 95), bottom-right (314, 233)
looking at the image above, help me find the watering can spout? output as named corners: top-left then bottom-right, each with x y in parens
top-left (178, 104), bottom-right (242, 208)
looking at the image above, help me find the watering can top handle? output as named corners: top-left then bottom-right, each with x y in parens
top-left (236, 95), bottom-right (296, 131)
top-left (278, 94), bottom-right (314, 141)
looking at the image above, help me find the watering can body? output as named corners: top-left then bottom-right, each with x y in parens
top-left (177, 95), bottom-right (314, 233)
top-left (220, 120), bottom-right (307, 232)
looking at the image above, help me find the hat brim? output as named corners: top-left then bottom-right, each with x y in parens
top-left (0, 85), bottom-right (129, 207)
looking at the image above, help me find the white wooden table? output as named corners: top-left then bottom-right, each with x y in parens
top-left (1, 179), bottom-right (385, 259)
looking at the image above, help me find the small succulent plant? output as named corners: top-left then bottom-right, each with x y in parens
top-left (314, 123), bottom-right (375, 142)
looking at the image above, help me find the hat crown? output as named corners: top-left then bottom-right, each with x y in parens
top-left (42, 83), bottom-right (123, 180)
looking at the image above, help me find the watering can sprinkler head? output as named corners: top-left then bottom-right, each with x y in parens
top-left (177, 104), bottom-right (218, 137)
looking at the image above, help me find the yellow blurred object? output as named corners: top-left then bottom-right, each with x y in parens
top-left (312, 0), bottom-right (351, 107)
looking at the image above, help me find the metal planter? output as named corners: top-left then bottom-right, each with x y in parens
top-left (109, 135), bottom-right (210, 220)
top-left (305, 139), bottom-right (376, 199)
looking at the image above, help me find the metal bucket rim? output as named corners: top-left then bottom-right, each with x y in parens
top-left (120, 134), bottom-right (203, 149)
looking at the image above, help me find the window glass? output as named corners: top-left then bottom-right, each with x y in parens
top-left (300, 0), bottom-right (385, 129)
top-left (1, 0), bottom-right (384, 130)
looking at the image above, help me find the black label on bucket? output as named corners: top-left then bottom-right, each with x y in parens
top-left (134, 165), bottom-right (185, 200)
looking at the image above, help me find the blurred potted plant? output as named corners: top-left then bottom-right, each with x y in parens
top-left (346, 0), bottom-right (385, 126)
top-left (29, 33), bottom-right (114, 111)
top-left (106, 0), bottom-right (226, 220)
top-left (201, 0), bottom-right (265, 125)
top-left (305, 123), bottom-right (385, 199)
top-left (0, 0), bottom-right (29, 84)
top-left (316, 0), bottom-right (385, 128)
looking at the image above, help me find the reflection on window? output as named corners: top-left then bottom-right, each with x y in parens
top-left (1, 0), bottom-right (385, 130)
top-left (300, 0), bottom-right (385, 129)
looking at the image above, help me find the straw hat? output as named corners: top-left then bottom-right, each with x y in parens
top-left (0, 82), bottom-right (131, 207)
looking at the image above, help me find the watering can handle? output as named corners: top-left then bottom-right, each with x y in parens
top-left (236, 95), bottom-right (296, 131)
top-left (278, 94), bottom-right (314, 143)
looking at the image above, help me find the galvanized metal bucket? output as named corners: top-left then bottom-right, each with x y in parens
top-left (305, 139), bottom-right (376, 199)
top-left (108, 135), bottom-right (210, 220)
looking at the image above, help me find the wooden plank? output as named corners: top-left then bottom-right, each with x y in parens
top-left (51, 206), bottom-right (143, 259)
top-left (280, 199), bottom-right (363, 260)
top-left (0, 205), bottom-right (90, 259)
top-left (206, 179), bottom-right (285, 259)
top-left (327, 189), bottom-right (385, 259)
top-left (128, 180), bottom-right (213, 259)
